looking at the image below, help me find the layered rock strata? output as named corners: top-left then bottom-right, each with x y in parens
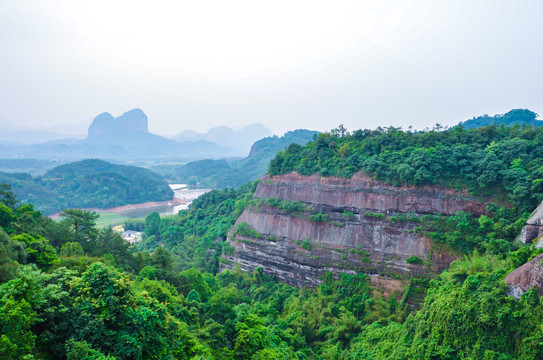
top-left (222, 172), bottom-right (487, 287)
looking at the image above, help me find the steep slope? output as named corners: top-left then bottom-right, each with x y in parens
top-left (85, 109), bottom-right (189, 156)
top-left (223, 172), bottom-right (487, 287)
top-left (519, 200), bottom-right (543, 245)
top-left (88, 109), bottom-right (148, 137)
top-left (505, 254), bottom-right (543, 299)
top-left (222, 121), bottom-right (543, 287)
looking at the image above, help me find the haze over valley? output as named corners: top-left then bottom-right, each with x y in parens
top-left (0, 108), bottom-right (275, 163)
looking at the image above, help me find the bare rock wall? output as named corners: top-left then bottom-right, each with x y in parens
top-left (222, 172), bottom-right (487, 287)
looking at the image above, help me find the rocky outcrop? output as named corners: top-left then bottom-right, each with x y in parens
top-left (505, 254), bottom-right (543, 299)
top-left (222, 172), bottom-right (488, 287)
top-left (519, 201), bottom-right (543, 245)
top-left (84, 109), bottom-right (188, 157)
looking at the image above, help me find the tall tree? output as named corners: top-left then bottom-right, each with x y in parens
top-left (144, 211), bottom-right (161, 238)
top-left (0, 183), bottom-right (19, 211)
top-left (59, 209), bottom-right (99, 251)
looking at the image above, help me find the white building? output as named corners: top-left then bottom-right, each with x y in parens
top-left (121, 230), bottom-right (143, 243)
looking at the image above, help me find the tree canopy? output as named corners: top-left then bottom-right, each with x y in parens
top-left (0, 159), bottom-right (172, 214)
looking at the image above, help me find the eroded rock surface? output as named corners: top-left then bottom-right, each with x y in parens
top-left (519, 201), bottom-right (543, 245)
top-left (222, 172), bottom-right (487, 287)
top-left (505, 254), bottom-right (543, 299)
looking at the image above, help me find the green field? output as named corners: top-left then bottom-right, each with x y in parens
top-left (95, 211), bottom-right (132, 228)
top-left (95, 203), bottom-right (178, 228)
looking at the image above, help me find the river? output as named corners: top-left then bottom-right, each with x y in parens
top-left (160, 184), bottom-right (211, 215)
top-left (93, 184), bottom-right (212, 221)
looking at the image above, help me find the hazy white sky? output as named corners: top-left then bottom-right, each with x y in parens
top-left (0, 0), bottom-right (541, 135)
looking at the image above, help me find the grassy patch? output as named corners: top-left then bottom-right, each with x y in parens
top-left (95, 212), bottom-right (131, 228)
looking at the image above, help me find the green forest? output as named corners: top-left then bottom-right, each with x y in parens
top-left (0, 159), bottom-right (173, 214)
top-left (3, 117), bottom-right (543, 359)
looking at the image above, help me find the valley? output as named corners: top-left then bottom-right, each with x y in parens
top-left (2, 110), bottom-right (543, 359)
top-left (2, 3), bottom-right (541, 358)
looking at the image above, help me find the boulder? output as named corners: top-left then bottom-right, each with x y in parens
top-left (519, 201), bottom-right (543, 245)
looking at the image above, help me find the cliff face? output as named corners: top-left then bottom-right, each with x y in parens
top-left (222, 172), bottom-right (487, 287)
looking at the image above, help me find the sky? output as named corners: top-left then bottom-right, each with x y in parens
top-left (0, 0), bottom-right (542, 136)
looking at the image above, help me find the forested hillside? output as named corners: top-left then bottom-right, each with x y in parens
top-left (2, 122), bottom-right (543, 359)
top-left (172, 129), bottom-right (318, 188)
top-left (458, 109), bottom-right (541, 129)
top-left (0, 159), bottom-right (172, 214)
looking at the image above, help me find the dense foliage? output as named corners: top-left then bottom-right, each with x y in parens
top-left (172, 129), bottom-right (318, 188)
top-left (0, 159), bottom-right (172, 214)
top-left (126, 181), bottom-right (258, 274)
top-left (349, 252), bottom-right (543, 359)
top-left (269, 122), bottom-right (543, 213)
top-left (0, 184), bottom-right (400, 359)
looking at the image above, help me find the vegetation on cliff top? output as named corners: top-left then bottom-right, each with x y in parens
top-left (269, 120), bottom-right (543, 213)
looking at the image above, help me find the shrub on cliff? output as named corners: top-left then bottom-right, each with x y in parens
top-left (405, 255), bottom-right (423, 265)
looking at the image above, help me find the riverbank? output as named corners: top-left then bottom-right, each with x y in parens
top-left (87, 197), bottom-right (186, 214)
top-left (49, 187), bottom-right (212, 227)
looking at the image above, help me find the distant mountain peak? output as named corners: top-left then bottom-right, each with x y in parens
top-left (121, 108), bottom-right (145, 116)
top-left (88, 108), bottom-right (148, 138)
top-left (174, 123), bottom-right (273, 156)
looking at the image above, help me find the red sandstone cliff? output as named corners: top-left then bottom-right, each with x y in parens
top-left (222, 172), bottom-right (488, 287)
